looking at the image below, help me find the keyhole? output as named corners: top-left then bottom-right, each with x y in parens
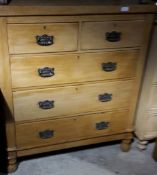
top-left (43, 26), bottom-right (47, 30)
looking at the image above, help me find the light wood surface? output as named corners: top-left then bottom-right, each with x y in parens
top-left (8, 23), bottom-right (78, 54)
top-left (13, 80), bottom-right (134, 121)
top-left (7, 14), bottom-right (147, 24)
top-left (11, 50), bottom-right (139, 89)
top-left (0, 18), bottom-right (13, 113)
top-left (17, 132), bottom-right (132, 157)
top-left (0, 1), bottom-right (155, 172)
top-left (16, 110), bottom-right (129, 149)
top-left (81, 20), bottom-right (145, 50)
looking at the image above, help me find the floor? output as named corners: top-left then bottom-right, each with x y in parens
top-left (1, 139), bottom-right (157, 175)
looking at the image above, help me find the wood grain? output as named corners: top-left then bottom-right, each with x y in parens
top-left (13, 80), bottom-right (134, 121)
top-left (8, 23), bottom-right (78, 54)
top-left (0, 2), bottom-right (154, 170)
top-left (16, 132), bottom-right (132, 157)
top-left (11, 50), bottom-right (139, 89)
top-left (16, 110), bottom-right (129, 149)
top-left (81, 20), bottom-right (145, 50)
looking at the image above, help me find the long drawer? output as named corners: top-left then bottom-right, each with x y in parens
top-left (13, 80), bottom-right (134, 121)
top-left (11, 50), bottom-right (139, 89)
top-left (81, 20), bottom-right (144, 50)
top-left (16, 110), bottom-right (129, 149)
top-left (8, 23), bottom-right (78, 54)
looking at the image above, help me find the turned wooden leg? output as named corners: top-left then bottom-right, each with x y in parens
top-left (8, 158), bottom-right (18, 173)
top-left (7, 151), bottom-right (18, 173)
top-left (120, 138), bottom-right (132, 152)
top-left (152, 138), bottom-right (157, 161)
top-left (137, 140), bottom-right (148, 150)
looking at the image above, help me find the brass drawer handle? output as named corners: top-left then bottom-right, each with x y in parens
top-left (99, 93), bottom-right (112, 102)
top-left (105, 31), bottom-right (121, 42)
top-left (36, 34), bottom-right (54, 46)
top-left (38, 67), bottom-right (55, 78)
top-left (96, 121), bottom-right (109, 130)
top-left (38, 100), bottom-right (55, 110)
top-left (39, 130), bottom-right (54, 139)
top-left (102, 62), bottom-right (117, 72)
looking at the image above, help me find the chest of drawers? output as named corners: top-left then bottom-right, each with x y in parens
top-left (0, 0), bottom-right (156, 173)
top-left (135, 21), bottom-right (157, 149)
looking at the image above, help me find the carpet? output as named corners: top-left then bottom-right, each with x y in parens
top-left (9, 153), bottom-right (116, 175)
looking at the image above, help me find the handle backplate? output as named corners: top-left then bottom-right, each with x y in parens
top-left (39, 130), bottom-right (54, 139)
top-left (96, 121), bottom-right (109, 130)
top-left (106, 31), bottom-right (121, 42)
top-left (102, 62), bottom-right (117, 72)
top-left (36, 34), bottom-right (54, 46)
top-left (99, 93), bottom-right (112, 102)
top-left (38, 100), bottom-right (54, 110)
top-left (38, 67), bottom-right (55, 78)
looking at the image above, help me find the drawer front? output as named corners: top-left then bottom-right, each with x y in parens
top-left (81, 20), bottom-right (144, 50)
top-left (8, 23), bottom-right (78, 54)
top-left (16, 110), bottom-right (129, 149)
top-left (11, 50), bottom-right (139, 88)
top-left (13, 80), bottom-right (134, 121)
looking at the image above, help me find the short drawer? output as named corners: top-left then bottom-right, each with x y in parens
top-left (81, 20), bottom-right (144, 50)
top-left (8, 23), bottom-right (78, 54)
top-left (11, 50), bottom-right (139, 89)
top-left (13, 80), bottom-right (134, 121)
top-left (16, 110), bottom-right (129, 149)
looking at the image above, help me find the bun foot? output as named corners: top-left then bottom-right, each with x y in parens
top-left (7, 158), bottom-right (18, 173)
top-left (120, 139), bottom-right (132, 152)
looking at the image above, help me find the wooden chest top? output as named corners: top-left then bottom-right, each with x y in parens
top-left (0, 0), bottom-right (156, 16)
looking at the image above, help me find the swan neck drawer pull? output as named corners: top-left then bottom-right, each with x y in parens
top-left (106, 31), bottom-right (121, 42)
top-left (39, 130), bottom-right (54, 139)
top-left (99, 93), bottom-right (112, 102)
top-left (38, 100), bottom-right (55, 109)
top-left (102, 62), bottom-right (117, 72)
top-left (38, 67), bottom-right (55, 78)
top-left (36, 34), bottom-right (54, 46)
top-left (96, 121), bottom-right (109, 130)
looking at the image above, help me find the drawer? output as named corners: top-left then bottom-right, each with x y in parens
top-left (11, 50), bottom-right (139, 89)
top-left (81, 20), bottom-right (144, 50)
top-left (13, 80), bottom-right (134, 121)
top-left (16, 110), bottom-right (129, 149)
top-left (8, 23), bottom-right (78, 54)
